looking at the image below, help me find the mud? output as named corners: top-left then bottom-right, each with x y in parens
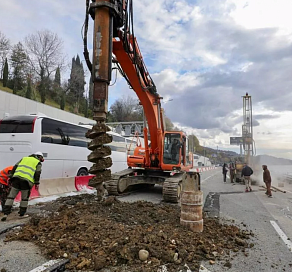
top-left (6, 195), bottom-right (254, 271)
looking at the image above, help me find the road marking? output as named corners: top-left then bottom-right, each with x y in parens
top-left (202, 172), bottom-right (219, 183)
top-left (29, 259), bottom-right (69, 272)
top-left (270, 221), bottom-right (292, 252)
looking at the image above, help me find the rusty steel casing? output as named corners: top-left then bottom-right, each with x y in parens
top-left (92, 0), bottom-right (113, 121)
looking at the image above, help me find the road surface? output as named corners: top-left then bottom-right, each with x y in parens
top-left (0, 168), bottom-right (291, 271)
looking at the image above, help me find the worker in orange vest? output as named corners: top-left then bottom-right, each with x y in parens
top-left (0, 166), bottom-right (13, 209)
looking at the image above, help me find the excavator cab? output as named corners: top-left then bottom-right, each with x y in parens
top-left (162, 132), bottom-right (193, 171)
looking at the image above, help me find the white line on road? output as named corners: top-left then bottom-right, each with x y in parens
top-left (202, 172), bottom-right (219, 183)
top-left (270, 221), bottom-right (292, 252)
top-left (29, 259), bottom-right (67, 272)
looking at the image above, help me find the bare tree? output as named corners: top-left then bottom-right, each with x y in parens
top-left (24, 30), bottom-right (65, 103)
top-left (110, 96), bottom-right (143, 122)
top-left (0, 31), bottom-right (11, 77)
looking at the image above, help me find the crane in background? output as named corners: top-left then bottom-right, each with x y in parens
top-left (230, 93), bottom-right (256, 182)
top-left (242, 92), bottom-right (254, 165)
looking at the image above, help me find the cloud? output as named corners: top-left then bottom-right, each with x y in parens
top-left (1, 0), bottom-right (292, 157)
top-left (253, 114), bottom-right (280, 120)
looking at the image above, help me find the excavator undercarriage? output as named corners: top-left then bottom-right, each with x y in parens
top-left (105, 169), bottom-right (200, 203)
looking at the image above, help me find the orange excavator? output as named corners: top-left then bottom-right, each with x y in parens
top-left (83, 0), bottom-right (199, 202)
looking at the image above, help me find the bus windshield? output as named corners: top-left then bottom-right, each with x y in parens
top-left (0, 116), bottom-right (36, 133)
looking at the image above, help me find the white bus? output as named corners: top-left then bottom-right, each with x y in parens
top-left (0, 113), bottom-right (134, 179)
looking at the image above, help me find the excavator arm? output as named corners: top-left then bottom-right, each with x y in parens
top-left (84, 0), bottom-right (165, 170)
top-left (84, 0), bottom-right (195, 201)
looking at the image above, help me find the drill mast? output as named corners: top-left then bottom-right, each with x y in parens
top-left (242, 93), bottom-right (254, 164)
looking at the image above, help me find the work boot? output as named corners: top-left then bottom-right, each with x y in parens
top-left (249, 188), bottom-right (252, 192)
top-left (1, 215), bottom-right (7, 222)
top-left (19, 214), bottom-right (29, 218)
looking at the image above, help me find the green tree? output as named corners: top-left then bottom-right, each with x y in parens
top-left (26, 76), bottom-right (32, 99)
top-left (164, 116), bottom-right (174, 131)
top-left (10, 42), bottom-right (28, 92)
top-left (38, 68), bottom-right (46, 103)
top-left (2, 58), bottom-right (8, 87)
top-left (54, 67), bottom-right (61, 86)
top-left (51, 66), bottom-right (61, 100)
top-left (188, 134), bottom-right (200, 153)
top-left (68, 55), bottom-right (85, 113)
top-left (60, 91), bottom-right (65, 110)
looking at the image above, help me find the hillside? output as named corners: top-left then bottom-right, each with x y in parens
top-left (252, 155), bottom-right (292, 165)
top-left (0, 81), bottom-right (83, 117)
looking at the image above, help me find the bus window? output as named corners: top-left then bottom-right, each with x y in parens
top-left (41, 118), bottom-right (89, 147)
top-left (0, 116), bottom-right (36, 133)
top-left (107, 134), bottom-right (126, 152)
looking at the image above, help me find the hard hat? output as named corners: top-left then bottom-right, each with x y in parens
top-left (34, 151), bottom-right (44, 157)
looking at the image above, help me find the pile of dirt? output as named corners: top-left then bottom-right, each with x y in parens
top-left (6, 194), bottom-right (254, 271)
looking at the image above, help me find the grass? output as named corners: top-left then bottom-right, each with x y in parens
top-left (0, 81), bottom-right (84, 117)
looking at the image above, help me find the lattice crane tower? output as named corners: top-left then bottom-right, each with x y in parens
top-left (242, 93), bottom-right (254, 164)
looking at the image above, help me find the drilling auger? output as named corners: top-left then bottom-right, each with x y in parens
top-left (83, 0), bottom-right (125, 198)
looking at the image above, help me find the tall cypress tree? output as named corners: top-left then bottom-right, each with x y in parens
top-left (3, 58), bottom-right (8, 87)
top-left (54, 67), bottom-right (61, 86)
top-left (26, 76), bottom-right (32, 99)
top-left (60, 92), bottom-right (65, 110)
top-left (68, 55), bottom-right (85, 113)
top-left (39, 67), bottom-right (46, 103)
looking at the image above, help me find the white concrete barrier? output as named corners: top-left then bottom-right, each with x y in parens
top-left (38, 177), bottom-right (76, 196)
top-left (189, 166), bottom-right (216, 173)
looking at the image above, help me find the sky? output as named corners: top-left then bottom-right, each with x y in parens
top-left (1, 0), bottom-right (292, 159)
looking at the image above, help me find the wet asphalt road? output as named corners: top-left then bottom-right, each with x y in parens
top-left (0, 168), bottom-right (292, 271)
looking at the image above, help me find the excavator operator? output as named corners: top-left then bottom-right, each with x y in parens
top-left (171, 139), bottom-right (180, 163)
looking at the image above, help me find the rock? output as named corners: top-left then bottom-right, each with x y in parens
top-left (63, 253), bottom-right (68, 258)
top-left (209, 260), bottom-right (215, 265)
top-left (224, 261), bottom-right (232, 268)
top-left (173, 252), bottom-right (179, 262)
top-left (235, 237), bottom-right (246, 246)
top-left (76, 258), bottom-right (91, 269)
top-left (139, 249), bottom-right (149, 261)
top-left (102, 196), bottom-right (116, 206)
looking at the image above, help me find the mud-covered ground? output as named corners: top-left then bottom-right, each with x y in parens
top-left (6, 194), bottom-right (254, 272)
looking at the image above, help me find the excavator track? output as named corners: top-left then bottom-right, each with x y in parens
top-left (163, 173), bottom-right (186, 203)
top-left (105, 168), bottom-right (134, 196)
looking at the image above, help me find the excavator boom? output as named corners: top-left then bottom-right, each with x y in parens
top-left (84, 0), bottom-right (197, 202)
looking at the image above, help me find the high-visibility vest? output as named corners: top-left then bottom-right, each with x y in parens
top-left (0, 166), bottom-right (13, 186)
top-left (13, 157), bottom-right (39, 184)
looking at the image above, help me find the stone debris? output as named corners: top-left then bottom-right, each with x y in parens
top-left (5, 194), bottom-right (253, 272)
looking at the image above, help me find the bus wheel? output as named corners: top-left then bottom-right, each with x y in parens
top-left (77, 168), bottom-right (88, 176)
